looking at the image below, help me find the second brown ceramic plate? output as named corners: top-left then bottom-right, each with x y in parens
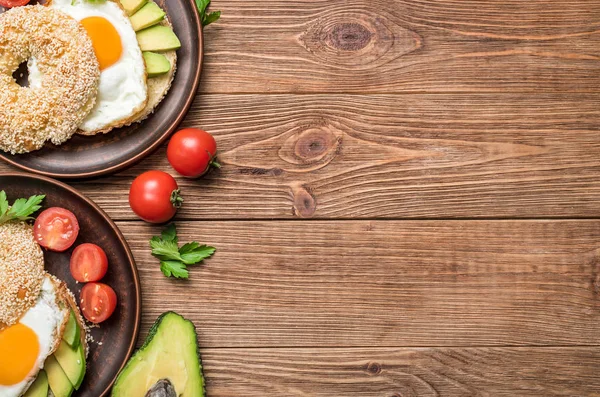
top-left (0, 173), bottom-right (141, 397)
top-left (0, 0), bottom-right (202, 179)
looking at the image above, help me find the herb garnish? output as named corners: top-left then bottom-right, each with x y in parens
top-left (0, 191), bottom-right (45, 225)
top-left (195, 0), bottom-right (221, 26)
top-left (150, 224), bottom-right (216, 279)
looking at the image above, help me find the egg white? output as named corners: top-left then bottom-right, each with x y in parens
top-left (34, 0), bottom-right (147, 133)
top-left (0, 276), bottom-right (66, 397)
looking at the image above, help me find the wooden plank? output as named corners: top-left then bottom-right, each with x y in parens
top-left (201, 347), bottom-right (600, 396)
top-left (198, 0), bottom-right (600, 93)
top-left (4, 93), bottom-right (597, 220)
top-left (121, 220), bottom-right (600, 348)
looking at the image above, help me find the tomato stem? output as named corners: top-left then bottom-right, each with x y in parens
top-left (170, 189), bottom-right (184, 209)
top-left (210, 159), bottom-right (221, 169)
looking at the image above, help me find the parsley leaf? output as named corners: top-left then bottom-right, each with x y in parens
top-left (150, 224), bottom-right (216, 279)
top-left (0, 191), bottom-right (8, 217)
top-left (149, 237), bottom-right (182, 262)
top-left (180, 244), bottom-right (216, 265)
top-left (0, 191), bottom-right (45, 225)
top-left (194, 0), bottom-right (221, 26)
top-left (160, 260), bottom-right (189, 279)
top-left (161, 224), bottom-right (178, 243)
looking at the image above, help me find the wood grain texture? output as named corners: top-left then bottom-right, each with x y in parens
top-left (201, 347), bottom-right (600, 396)
top-left (198, 0), bottom-right (600, 93)
top-left (0, 0), bottom-right (597, 394)
top-left (121, 220), bottom-right (600, 348)
top-left (3, 93), bottom-right (596, 220)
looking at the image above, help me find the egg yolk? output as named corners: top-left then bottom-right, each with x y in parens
top-left (81, 16), bottom-right (123, 70)
top-left (0, 323), bottom-right (39, 386)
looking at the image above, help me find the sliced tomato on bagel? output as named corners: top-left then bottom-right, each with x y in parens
top-left (0, 0), bottom-right (31, 8)
top-left (33, 207), bottom-right (80, 252)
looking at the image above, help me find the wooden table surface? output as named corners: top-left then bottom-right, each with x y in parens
top-left (4, 0), bottom-right (600, 395)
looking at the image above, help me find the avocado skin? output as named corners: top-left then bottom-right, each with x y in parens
top-left (111, 312), bottom-right (205, 397)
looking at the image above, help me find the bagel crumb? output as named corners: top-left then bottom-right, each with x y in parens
top-left (0, 5), bottom-right (100, 154)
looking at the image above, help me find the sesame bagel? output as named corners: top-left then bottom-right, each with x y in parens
top-left (0, 221), bottom-right (45, 329)
top-left (0, 6), bottom-right (100, 154)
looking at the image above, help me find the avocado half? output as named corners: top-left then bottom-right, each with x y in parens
top-left (111, 312), bottom-right (205, 397)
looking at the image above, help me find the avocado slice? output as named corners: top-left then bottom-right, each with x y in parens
top-left (136, 26), bottom-right (181, 52)
top-left (143, 52), bottom-right (171, 77)
top-left (45, 355), bottom-right (73, 397)
top-left (111, 312), bottom-right (205, 397)
top-left (120, 0), bottom-right (147, 15)
top-left (62, 309), bottom-right (80, 348)
top-left (23, 370), bottom-right (48, 397)
top-left (54, 339), bottom-right (86, 390)
top-left (130, 2), bottom-right (166, 31)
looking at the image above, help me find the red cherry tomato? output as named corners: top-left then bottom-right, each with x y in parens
top-left (0, 0), bottom-right (31, 8)
top-left (80, 282), bottom-right (117, 324)
top-left (129, 170), bottom-right (182, 223)
top-left (70, 243), bottom-right (108, 282)
top-left (167, 128), bottom-right (220, 178)
top-left (33, 207), bottom-right (79, 252)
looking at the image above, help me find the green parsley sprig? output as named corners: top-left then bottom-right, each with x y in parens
top-left (150, 224), bottom-right (216, 279)
top-left (0, 191), bottom-right (45, 225)
top-left (195, 0), bottom-right (221, 26)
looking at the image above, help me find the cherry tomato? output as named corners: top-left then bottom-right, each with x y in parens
top-left (167, 128), bottom-right (221, 178)
top-left (0, 0), bottom-right (31, 8)
top-left (70, 243), bottom-right (108, 282)
top-left (80, 282), bottom-right (117, 324)
top-left (33, 207), bottom-right (79, 252)
top-left (129, 170), bottom-right (182, 223)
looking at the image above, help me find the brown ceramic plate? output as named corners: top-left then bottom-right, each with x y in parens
top-left (0, 172), bottom-right (140, 397)
top-left (0, 0), bottom-right (202, 179)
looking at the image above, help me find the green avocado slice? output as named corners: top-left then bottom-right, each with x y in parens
top-left (120, 0), bottom-right (147, 15)
top-left (62, 309), bottom-right (80, 348)
top-left (23, 369), bottom-right (48, 397)
top-left (54, 339), bottom-right (86, 390)
top-left (142, 52), bottom-right (171, 77)
top-left (130, 2), bottom-right (166, 31)
top-left (111, 312), bottom-right (205, 397)
top-left (45, 355), bottom-right (73, 397)
top-left (136, 25), bottom-right (181, 52)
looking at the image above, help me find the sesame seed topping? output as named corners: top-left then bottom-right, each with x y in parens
top-left (0, 5), bottom-right (100, 154)
top-left (0, 221), bottom-right (45, 328)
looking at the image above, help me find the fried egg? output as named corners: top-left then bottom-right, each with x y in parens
top-left (32, 0), bottom-right (148, 133)
top-left (0, 275), bottom-right (68, 397)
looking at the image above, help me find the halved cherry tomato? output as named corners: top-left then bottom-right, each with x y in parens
top-left (33, 207), bottom-right (79, 252)
top-left (80, 283), bottom-right (117, 324)
top-left (70, 243), bottom-right (108, 282)
top-left (167, 128), bottom-right (220, 178)
top-left (0, 0), bottom-right (31, 8)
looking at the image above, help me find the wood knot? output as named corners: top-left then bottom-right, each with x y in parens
top-left (328, 23), bottom-right (372, 51)
top-left (295, 128), bottom-right (337, 161)
top-left (292, 185), bottom-right (316, 218)
top-left (297, 8), bottom-right (422, 70)
top-left (279, 124), bottom-right (342, 169)
top-left (365, 362), bottom-right (382, 375)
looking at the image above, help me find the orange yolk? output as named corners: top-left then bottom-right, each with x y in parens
top-left (81, 16), bottom-right (122, 70)
top-left (0, 323), bottom-right (39, 386)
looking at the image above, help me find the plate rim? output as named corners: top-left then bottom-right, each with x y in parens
top-left (0, 171), bottom-right (142, 397)
top-left (0, 0), bottom-right (204, 179)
